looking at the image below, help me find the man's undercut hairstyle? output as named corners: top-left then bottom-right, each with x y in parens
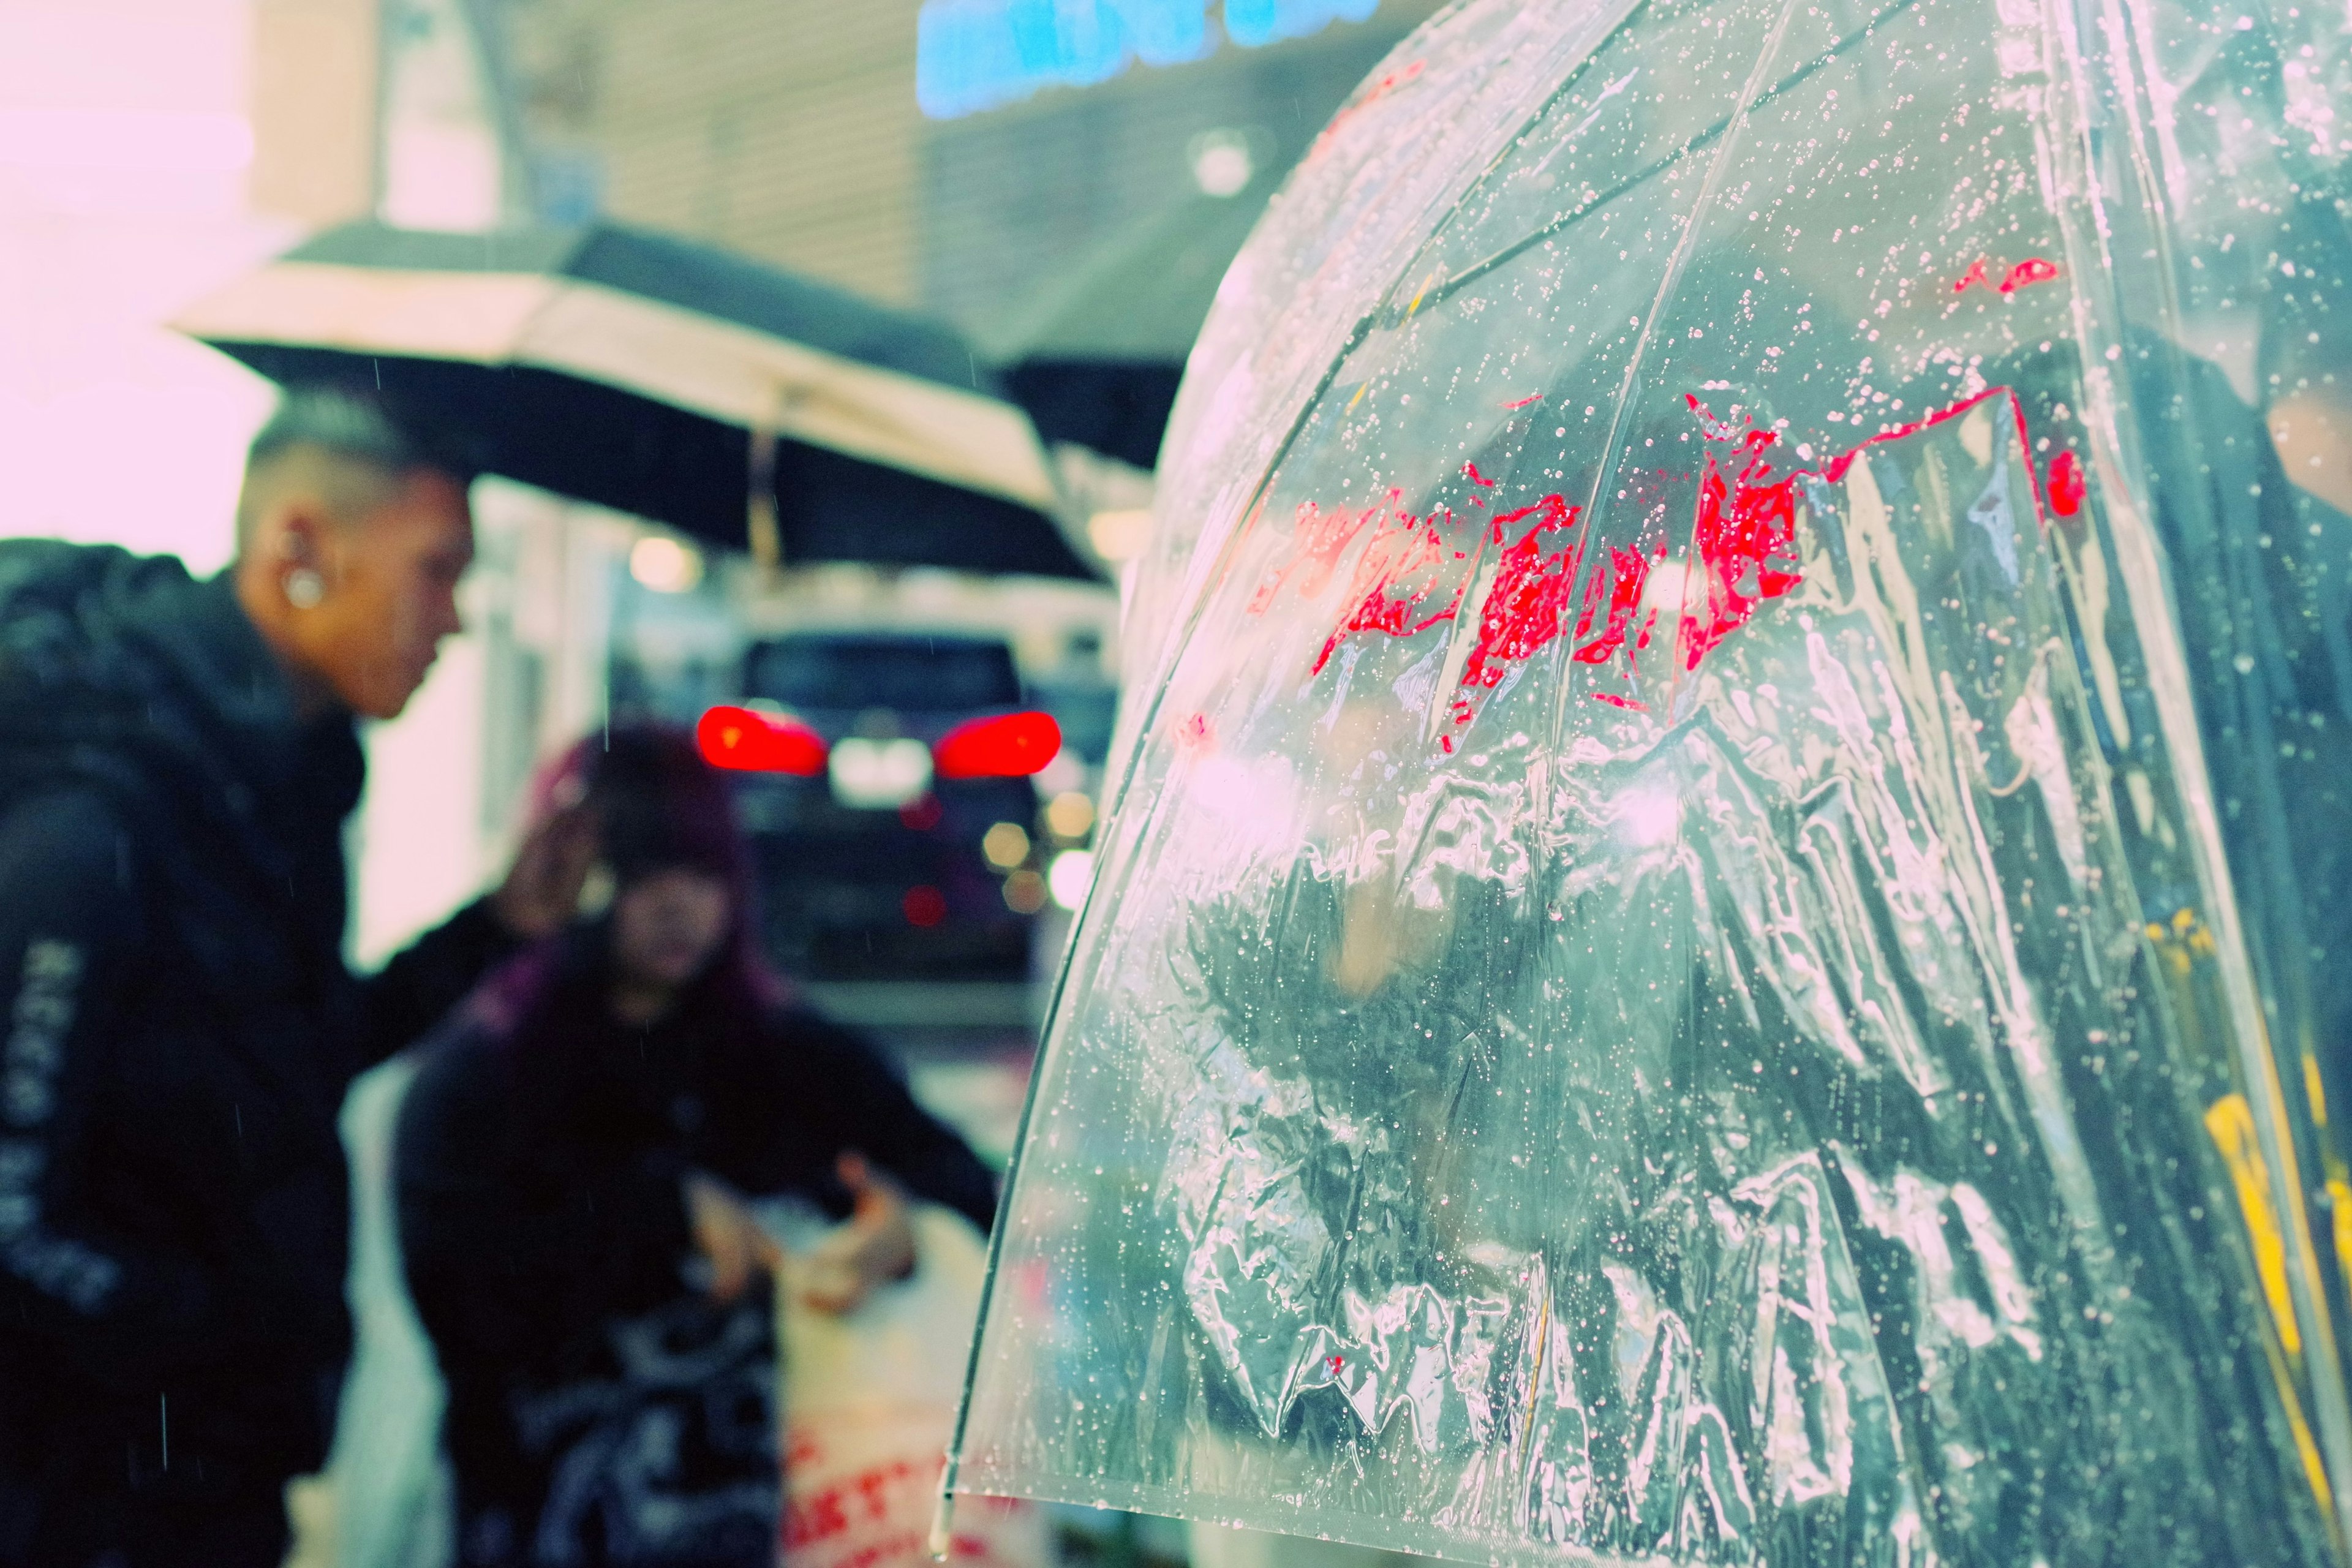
top-left (235, 386), bottom-right (470, 552)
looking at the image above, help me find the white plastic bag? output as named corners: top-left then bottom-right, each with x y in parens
top-left (320, 1054), bottom-right (453, 1568)
top-left (778, 1205), bottom-right (1046, 1568)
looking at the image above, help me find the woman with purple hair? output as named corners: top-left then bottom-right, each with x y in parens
top-left (393, 723), bottom-right (997, 1568)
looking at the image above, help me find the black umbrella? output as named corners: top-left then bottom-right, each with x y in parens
top-left (986, 173), bottom-right (1278, 472)
top-left (175, 221), bottom-right (1098, 581)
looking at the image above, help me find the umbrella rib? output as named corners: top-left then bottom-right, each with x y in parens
top-left (1360, 0), bottom-right (1660, 331)
top-left (1406, 0), bottom-right (1934, 318)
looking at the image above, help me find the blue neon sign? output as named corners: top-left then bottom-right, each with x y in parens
top-left (917, 0), bottom-right (1384, 119)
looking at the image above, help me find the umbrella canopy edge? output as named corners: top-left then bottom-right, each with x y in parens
top-left (173, 256), bottom-right (1061, 511)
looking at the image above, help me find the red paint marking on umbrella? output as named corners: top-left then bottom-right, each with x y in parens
top-left (2048, 449), bottom-right (2086, 516)
top-left (1814, 385), bottom-right (2029, 484)
top-left (1446, 497), bottom-right (1667, 721)
top-left (1464, 461), bottom-right (1498, 487)
top-left (1177, 712), bottom-right (1214, 750)
top-left (1311, 505), bottom-right (1466, 674)
top-left (1283, 384), bottom-right (2065, 750)
top-left (1328, 1354), bottom-right (1345, 1373)
top-left (1298, 480), bottom-right (1668, 728)
top-left (1248, 492), bottom-right (1403, 614)
top-left (1570, 542), bottom-right (1658, 666)
top-left (1502, 393), bottom-right (1545, 410)
top-left (1956, 256), bottom-right (2060, 294)
top-left (1678, 422), bottom-right (1804, 671)
top-left (1999, 257), bottom-right (2060, 293)
top-left (1456, 494), bottom-right (1584, 694)
top-left (1676, 383), bottom-right (2055, 673)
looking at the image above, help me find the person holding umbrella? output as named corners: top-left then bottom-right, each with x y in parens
top-left (0, 386), bottom-right (596, 1568)
top-left (172, 220), bottom-right (1096, 583)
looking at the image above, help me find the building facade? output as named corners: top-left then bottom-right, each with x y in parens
top-left (490, 0), bottom-right (1442, 334)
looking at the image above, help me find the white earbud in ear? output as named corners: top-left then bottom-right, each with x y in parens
top-left (284, 568), bottom-right (325, 609)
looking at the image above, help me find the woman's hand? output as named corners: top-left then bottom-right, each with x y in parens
top-left (683, 1170), bottom-right (782, 1303)
top-left (800, 1153), bottom-right (917, 1316)
top-left (491, 799), bottom-right (600, 939)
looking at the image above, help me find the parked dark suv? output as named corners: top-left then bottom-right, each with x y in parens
top-left (704, 631), bottom-right (1057, 982)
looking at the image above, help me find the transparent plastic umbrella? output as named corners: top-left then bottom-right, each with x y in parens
top-left (948, 0), bottom-right (2352, 1561)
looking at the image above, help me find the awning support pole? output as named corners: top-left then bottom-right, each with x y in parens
top-left (748, 385), bottom-right (782, 573)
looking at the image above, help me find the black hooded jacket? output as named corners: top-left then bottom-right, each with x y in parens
top-left (0, 543), bottom-right (518, 1551)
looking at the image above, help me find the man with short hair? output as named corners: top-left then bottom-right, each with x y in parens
top-left (0, 387), bottom-right (594, 1567)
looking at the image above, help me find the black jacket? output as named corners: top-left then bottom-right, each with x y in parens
top-left (394, 933), bottom-right (995, 1563)
top-left (0, 545), bottom-right (518, 1553)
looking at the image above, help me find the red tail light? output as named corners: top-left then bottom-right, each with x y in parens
top-left (696, 705), bottom-right (827, 775)
top-left (933, 710), bottom-right (1061, 779)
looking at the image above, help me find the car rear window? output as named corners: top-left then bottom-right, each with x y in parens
top-left (744, 634), bottom-right (1023, 712)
